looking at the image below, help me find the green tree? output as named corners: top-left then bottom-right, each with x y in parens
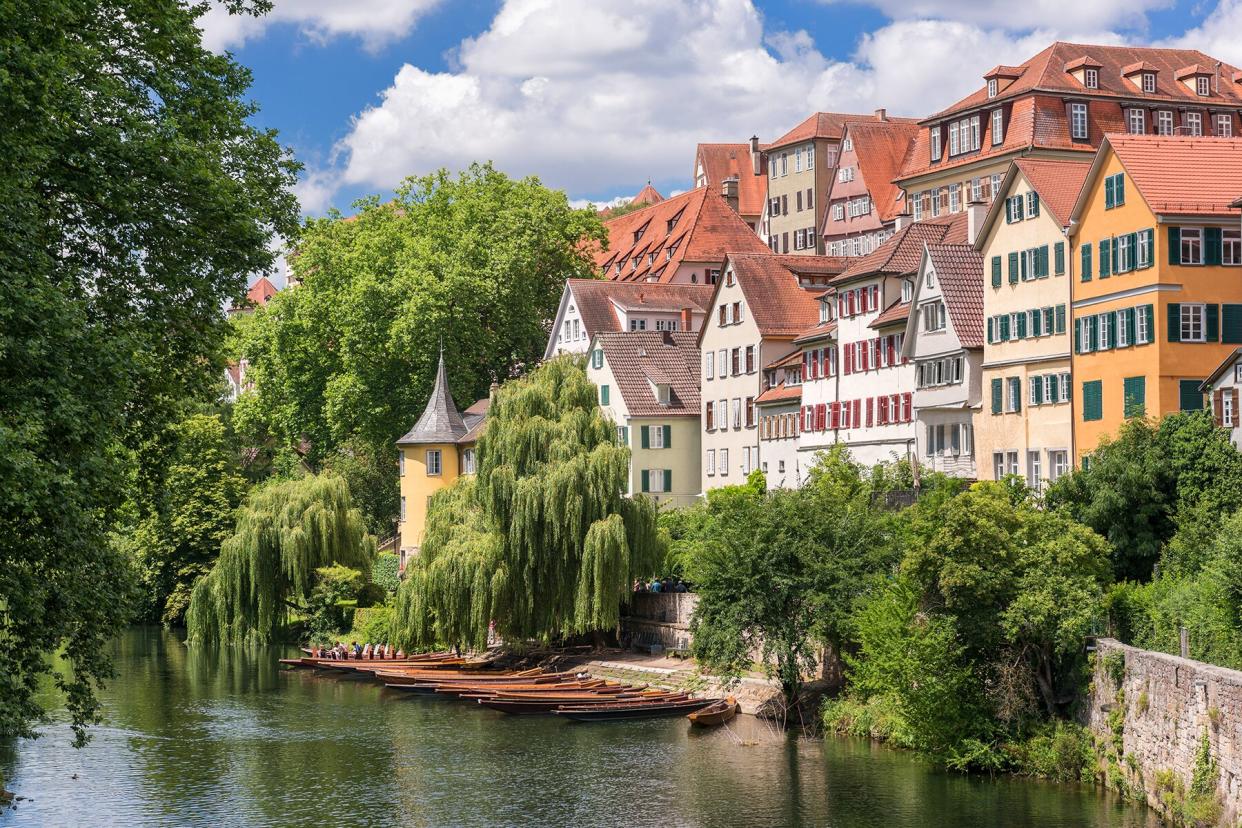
top-left (305, 565), bottom-right (366, 641)
top-left (393, 357), bottom-right (662, 651)
top-left (233, 164), bottom-right (607, 521)
top-left (127, 413), bottom-right (247, 626)
top-left (186, 476), bottom-right (375, 645)
top-left (0, 0), bottom-right (298, 743)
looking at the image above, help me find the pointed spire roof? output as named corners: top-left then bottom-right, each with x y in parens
top-left (397, 350), bottom-right (467, 445)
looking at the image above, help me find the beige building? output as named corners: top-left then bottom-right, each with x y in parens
top-left (698, 253), bottom-right (843, 491)
top-left (974, 158), bottom-right (1089, 486)
top-left (544, 279), bottom-right (714, 358)
top-left (586, 331), bottom-right (702, 508)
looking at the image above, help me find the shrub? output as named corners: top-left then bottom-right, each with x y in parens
top-left (1009, 722), bottom-right (1096, 783)
top-left (352, 606), bottom-right (394, 644)
top-left (372, 552), bottom-right (401, 594)
top-left (306, 565), bottom-right (366, 640)
top-left (1102, 651), bottom-right (1126, 688)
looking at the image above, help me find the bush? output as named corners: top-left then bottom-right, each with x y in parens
top-left (352, 606), bottom-right (394, 644)
top-left (1008, 722), bottom-right (1096, 783)
top-left (372, 552), bottom-right (401, 594)
top-left (306, 565), bottom-right (366, 640)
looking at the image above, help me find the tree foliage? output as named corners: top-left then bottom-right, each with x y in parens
top-left (233, 163), bottom-right (606, 486)
top-left (393, 357), bottom-right (662, 651)
top-left (0, 0), bottom-right (297, 743)
top-left (186, 476), bottom-right (375, 645)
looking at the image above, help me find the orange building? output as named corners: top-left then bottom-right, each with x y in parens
top-left (1068, 135), bottom-right (1242, 459)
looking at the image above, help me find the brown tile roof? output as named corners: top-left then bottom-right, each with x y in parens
top-left (766, 349), bottom-right (806, 369)
top-left (1014, 158), bottom-right (1092, 227)
top-left (597, 331), bottom-right (700, 418)
top-left (899, 42), bottom-right (1242, 183)
top-left (727, 254), bottom-right (849, 338)
top-left (926, 244), bottom-right (985, 348)
top-left (1105, 135), bottom-right (1242, 218)
top-left (839, 121), bottom-right (920, 223)
top-left (768, 111), bottom-right (916, 151)
top-left (594, 188), bottom-right (769, 282)
top-left (869, 300), bottom-right (910, 329)
top-left (793, 319), bottom-right (837, 344)
top-left (567, 279), bottom-right (714, 338)
top-left (755, 382), bottom-right (802, 405)
top-left (695, 143), bottom-right (767, 218)
top-left (598, 182), bottom-right (664, 218)
top-left (836, 213), bottom-right (967, 283)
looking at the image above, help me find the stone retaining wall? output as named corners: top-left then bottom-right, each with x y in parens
top-left (1088, 638), bottom-right (1242, 824)
top-left (621, 593), bottom-right (698, 653)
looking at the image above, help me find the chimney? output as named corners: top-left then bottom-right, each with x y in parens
top-left (680, 306), bottom-right (692, 331)
top-left (749, 135), bottom-right (761, 176)
top-left (722, 177), bottom-right (740, 214)
top-left (966, 198), bottom-right (989, 246)
top-left (874, 108), bottom-right (887, 121)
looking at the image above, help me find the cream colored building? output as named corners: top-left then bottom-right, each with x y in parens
top-left (586, 330), bottom-right (702, 508)
top-left (974, 158), bottom-right (1089, 486)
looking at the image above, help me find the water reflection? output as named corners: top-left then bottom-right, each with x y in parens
top-left (1, 629), bottom-right (1158, 827)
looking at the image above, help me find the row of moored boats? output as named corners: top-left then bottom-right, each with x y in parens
top-left (280, 650), bottom-right (738, 724)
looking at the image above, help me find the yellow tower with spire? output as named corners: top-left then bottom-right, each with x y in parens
top-left (396, 351), bottom-right (487, 568)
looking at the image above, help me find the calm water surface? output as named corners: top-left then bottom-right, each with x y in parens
top-left (1, 628), bottom-right (1159, 827)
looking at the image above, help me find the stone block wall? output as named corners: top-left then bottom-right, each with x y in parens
top-left (621, 593), bottom-right (698, 652)
top-left (1088, 638), bottom-right (1242, 823)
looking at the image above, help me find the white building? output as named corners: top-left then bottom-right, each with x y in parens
top-left (1201, 348), bottom-right (1242, 449)
top-left (755, 351), bottom-right (804, 489)
top-left (545, 279), bottom-right (713, 358)
top-left (903, 242), bottom-right (985, 479)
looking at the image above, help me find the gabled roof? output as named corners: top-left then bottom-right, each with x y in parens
top-left (834, 120), bottom-right (920, 223)
top-left (598, 182), bottom-right (664, 218)
top-left (564, 279), bottom-right (714, 341)
top-left (694, 143), bottom-right (767, 217)
top-left (593, 187), bottom-right (769, 283)
top-left (722, 254), bottom-right (848, 339)
top-left (1200, 348), bottom-right (1242, 391)
top-left (765, 350), bottom-right (806, 369)
top-left (398, 352), bottom-right (468, 445)
top-left (596, 331), bottom-right (700, 418)
top-left (755, 382), bottom-right (802, 405)
top-left (229, 275), bottom-right (279, 314)
top-left (973, 158), bottom-right (1091, 248)
top-left (767, 111), bottom-right (915, 151)
top-left (1074, 135), bottom-right (1242, 220)
top-left (835, 213), bottom-right (967, 283)
top-left (869, 300), bottom-right (910, 329)
top-left (793, 318), bottom-right (837, 344)
top-left (926, 244), bottom-right (985, 348)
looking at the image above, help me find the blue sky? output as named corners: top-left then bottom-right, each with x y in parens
top-left (201, 0), bottom-right (1242, 219)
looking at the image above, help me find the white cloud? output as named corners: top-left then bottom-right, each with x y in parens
top-left (819, 0), bottom-right (1174, 32)
top-left (197, 0), bottom-right (442, 53)
top-left (1158, 0), bottom-right (1242, 67)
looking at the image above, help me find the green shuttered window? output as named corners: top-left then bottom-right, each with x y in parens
top-left (600, 384), bottom-right (610, 404)
top-left (1083, 380), bottom-right (1103, 421)
top-left (1223, 304), bottom-right (1242, 344)
top-left (1099, 238), bottom-right (1111, 277)
top-left (1168, 303), bottom-right (1181, 342)
top-left (991, 378), bottom-right (1002, 415)
top-left (1206, 227), bottom-right (1223, 266)
top-left (1081, 243), bottom-right (1092, 281)
top-left (1054, 241), bottom-right (1066, 275)
top-left (991, 256), bottom-right (1001, 288)
top-left (1169, 227), bottom-right (1181, 265)
top-left (1179, 380), bottom-right (1204, 412)
top-left (663, 424), bottom-right (672, 448)
top-left (1123, 376), bottom-right (1146, 418)
top-left (1008, 252), bottom-right (1019, 284)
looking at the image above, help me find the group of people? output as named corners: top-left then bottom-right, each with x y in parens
top-left (632, 577), bottom-right (689, 594)
top-left (311, 642), bottom-right (405, 660)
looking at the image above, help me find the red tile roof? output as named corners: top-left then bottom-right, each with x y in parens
top-left (793, 319), bottom-right (837, 344)
top-left (229, 275), bottom-right (279, 314)
top-left (695, 143), bottom-right (767, 218)
top-left (596, 331), bottom-right (700, 418)
top-left (836, 213), bottom-right (967, 283)
top-left (566, 279), bottom-right (714, 338)
top-left (594, 188), bottom-right (769, 283)
top-left (835, 120), bottom-right (920, 224)
top-left (766, 350), bottom-right (806, 369)
top-left (755, 382), bottom-right (803, 405)
top-left (1104, 135), bottom-right (1242, 218)
top-left (926, 244), bottom-right (985, 348)
top-left (726, 254), bottom-right (848, 338)
top-left (899, 42), bottom-right (1242, 183)
top-left (768, 111), bottom-right (915, 151)
top-left (869, 300), bottom-right (910, 329)
top-left (1014, 158), bottom-right (1092, 227)
top-left (598, 182), bottom-right (664, 218)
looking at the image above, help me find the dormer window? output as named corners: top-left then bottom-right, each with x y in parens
top-left (1143, 73), bottom-right (1156, 94)
top-left (1084, 68), bottom-right (1098, 89)
top-left (818, 299), bottom-right (834, 323)
top-left (650, 381), bottom-right (671, 406)
top-left (902, 278), bottom-right (913, 303)
top-left (1197, 76), bottom-right (1211, 96)
top-left (987, 78), bottom-right (997, 98)
top-left (930, 127), bottom-right (942, 161)
top-left (665, 244), bottom-right (678, 261)
top-left (633, 221), bottom-right (650, 243)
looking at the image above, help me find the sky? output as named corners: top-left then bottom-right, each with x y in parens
top-left (199, 0), bottom-right (1242, 223)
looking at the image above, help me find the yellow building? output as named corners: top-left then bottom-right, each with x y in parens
top-left (396, 353), bottom-right (487, 568)
top-left (1068, 135), bottom-right (1242, 460)
top-left (974, 158), bottom-right (1090, 486)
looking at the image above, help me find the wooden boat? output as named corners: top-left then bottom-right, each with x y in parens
top-left (687, 696), bottom-right (737, 727)
top-left (555, 698), bottom-right (714, 721)
top-left (477, 692), bottom-right (687, 715)
top-left (373, 669), bottom-right (566, 686)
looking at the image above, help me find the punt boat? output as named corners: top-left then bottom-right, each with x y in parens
top-left (554, 698), bottom-right (715, 721)
top-left (687, 696), bottom-right (738, 726)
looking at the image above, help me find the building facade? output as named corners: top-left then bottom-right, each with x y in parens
top-left (755, 351), bottom-right (804, 489)
top-left (822, 119), bottom-right (919, 259)
top-left (974, 158), bottom-right (1088, 485)
top-left (693, 139), bottom-right (769, 231)
top-left (545, 279), bottom-right (713, 358)
top-left (1201, 349), bottom-right (1242, 449)
top-left (586, 331), bottom-right (702, 508)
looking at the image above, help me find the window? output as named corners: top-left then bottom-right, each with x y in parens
top-left (1225, 391), bottom-right (1237, 427)
top-left (993, 452), bottom-right (1005, 480)
top-left (654, 319), bottom-right (679, 332)
top-left (1181, 304), bottom-right (1206, 342)
top-left (780, 153), bottom-right (788, 176)
top-left (732, 398), bottom-right (741, 429)
top-left (969, 115), bottom-right (981, 151)
top-left (1006, 377), bottom-right (1022, 412)
top-left (649, 424), bottom-right (665, 449)
top-left (807, 146), bottom-right (815, 169)
top-left (731, 348), bottom-right (740, 375)
top-left (1138, 230), bottom-right (1152, 268)
top-left (901, 279), bottom-right (913, 303)
top-left (1027, 450), bottom-right (1042, 489)
top-left (1070, 103), bottom-right (1088, 139)
top-left (400, 496), bottom-right (406, 521)
top-left (1117, 234), bottom-right (1133, 272)
top-left (599, 384), bottom-right (610, 405)
top-left (1156, 110), bottom-right (1174, 135)
top-left (706, 449), bottom-right (715, 476)
top-left (991, 174), bottom-right (1002, 198)
top-left (463, 448), bottom-right (477, 474)
top-left (971, 177), bottom-right (983, 202)
top-left (1197, 76), bottom-right (1210, 96)
top-left (717, 349), bottom-right (727, 376)
top-left (1084, 68), bottom-right (1098, 89)
top-left (1217, 114), bottom-right (1233, 137)
top-left (930, 127), bottom-right (942, 161)
top-left (794, 149), bottom-right (803, 173)
top-left (1128, 108), bottom-right (1145, 134)
top-left (987, 78), bottom-right (997, 98)
top-left (1143, 73), bottom-right (1156, 94)
top-left (1049, 450), bottom-right (1069, 482)
top-left (719, 448), bottom-right (728, 476)
top-left (1186, 112), bottom-right (1203, 136)
top-left (922, 301), bottom-right (946, 332)
top-left (949, 184), bottom-right (961, 213)
top-left (1124, 376), bottom-right (1146, 418)
top-left (629, 318), bottom-right (647, 331)
top-left (833, 203), bottom-right (844, 221)
top-left (1224, 228), bottom-right (1242, 265)
top-left (1007, 451), bottom-right (1019, 477)
top-left (1136, 306), bottom-right (1151, 344)
top-left (426, 449), bottom-right (442, 476)
top-left (1181, 228), bottom-right (1204, 264)
top-left (1180, 380), bottom-right (1205, 412)
top-left (745, 346), bottom-right (755, 373)
top-left (1083, 380), bottom-right (1103, 421)
top-left (990, 108), bottom-right (1004, 146)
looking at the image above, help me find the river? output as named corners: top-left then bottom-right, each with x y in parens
top-left (1, 627), bottom-right (1159, 827)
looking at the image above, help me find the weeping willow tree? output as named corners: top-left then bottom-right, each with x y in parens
top-left (394, 356), bottom-right (663, 650)
top-left (186, 475), bottom-right (376, 645)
